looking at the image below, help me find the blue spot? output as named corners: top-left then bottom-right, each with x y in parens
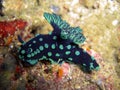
top-left (68, 58), bottom-right (73, 61)
top-left (95, 66), bottom-right (100, 70)
top-left (27, 54), bottom-right (31, 58)
top-left (27, 59), bottom-right (38, 65)
top-left (29, 44), bottom-right (32, 47)
top-left (31, 53), bottom-right (35, 57)
top-left (39, 46), bottom-right (44, 51)
top-left (36, 49), bottom-right (40, 53)
top-left (75, 51), bottom-right (80, 56)
top-left (49, 58), bottom-right (55, 64)
top-left (48, 52), bottom-right (52, 56)
top-left (27, 48), bottom-right (33, 53)
top-left (59, 44), bottom-right (64, 50)
top-left (21, 50), bottom-right (25, 54)
top-left (51, 44), bottom-right (56, 49)
top-left (53, 36), bottom-right (57, 40)
top-left (39, 38), bottom-right (43, 41)
top-left (83, 63), bottom-right (86, 66)
top-left (39, 56), bottom-right (47, 60)
top-left (49, 31), bottom-right (52, 35)
top-left (90, 63), bottom-right (94, 70)
top-left (66, 45), bottom-right (71, 49)
top-left (19, 55), bottom-right (22, 59)
top-left (65, 51), bottom-right (71, 55)
top-left (22, 42), bottom-right (26, 45)
top-left (18, 47), bottom-right (21, 51)
top-left (55, 53), bottom-right (60, 57)
top-left (33, 40), bottom-right (36, 43)
top-left (91, 56), bottom-right (95, 61)
top-left (19, 55), bottom-right (21, 58)
top-left (44, 43), bottom-right (49, 48)
top-left (34, 51), bottom-right (38, 55)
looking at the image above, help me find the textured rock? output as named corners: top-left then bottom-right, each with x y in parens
top-left (0, 0), bottom-right (120, 89)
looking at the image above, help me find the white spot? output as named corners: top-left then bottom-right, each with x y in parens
top-left (112, 19), bottom-right (119, 26)
top-left (69, 12), bottom-right (79, 19)
top-left (71, 0), bottom-right (79, 6)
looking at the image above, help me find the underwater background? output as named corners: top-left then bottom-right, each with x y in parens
top-left (0, 0), bottom-right (120, 90)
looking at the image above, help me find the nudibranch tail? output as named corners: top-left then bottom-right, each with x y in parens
top-left (44, 12), bottom-right (86, 44)
top-left (18, 35), bottom-right (25, 44)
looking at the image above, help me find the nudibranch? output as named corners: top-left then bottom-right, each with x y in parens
top-left (18, 12), bottom-right (99, 71)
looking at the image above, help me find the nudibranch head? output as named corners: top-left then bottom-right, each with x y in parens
top-left (18, 40), bottom-right (40, 65)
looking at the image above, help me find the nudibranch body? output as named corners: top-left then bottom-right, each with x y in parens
top-left (18, 12), bottom-right (99, 71)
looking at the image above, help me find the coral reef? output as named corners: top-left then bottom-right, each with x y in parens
top-left (0, 0), bottom-right (120, 90)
